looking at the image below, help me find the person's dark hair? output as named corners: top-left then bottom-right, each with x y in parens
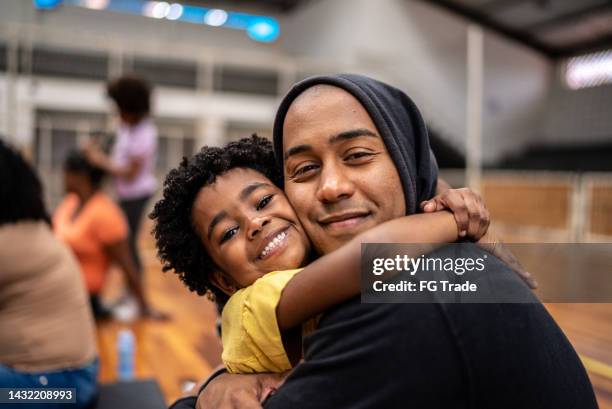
top-left (64, 150), bottom-right (106, 189)
top-left (0, 140), bottom-right (51, 226)
top-left (150, 134), bottom-right (280, 306)
top-left (107, 75), bottom-right (151, 118)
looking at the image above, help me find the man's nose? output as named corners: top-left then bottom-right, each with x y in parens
top-left (315, 163), bottom-right (355, 204)
top-left (247, 216), bottom-right (271, 239)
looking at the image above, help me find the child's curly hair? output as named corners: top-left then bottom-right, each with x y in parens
top-left (150, 134), bottom-right (281, 307)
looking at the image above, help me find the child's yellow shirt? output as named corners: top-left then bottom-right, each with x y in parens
top-left (221, 269), bottom-right (318, 374)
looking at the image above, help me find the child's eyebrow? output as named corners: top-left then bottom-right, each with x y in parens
top-left (207, 182), bottom-right (273, 240)
top-left (239, 182), bottom-right (273, 201)
top-left (207, 210), bottom-right (228, 240)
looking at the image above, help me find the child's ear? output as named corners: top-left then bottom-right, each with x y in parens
top-left (210, 271), bottom-right (238, 296)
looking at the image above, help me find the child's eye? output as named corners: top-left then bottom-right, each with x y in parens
top-left (256, 194), bottom-right (274, 211)
top-left (220, 227), bottom-right (238, 244)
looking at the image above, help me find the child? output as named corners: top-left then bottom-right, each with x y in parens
top-left (151, 135), bottom-right (488, 374)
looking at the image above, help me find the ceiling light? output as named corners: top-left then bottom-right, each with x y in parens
top-left (151, 1), bottom-right (170, 19)
top-left (166, 3), bottom-right (183, 20)
top-left (565, 50), bottom-right (612, 89)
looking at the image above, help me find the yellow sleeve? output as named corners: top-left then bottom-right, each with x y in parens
top-left (221, 269), bottom-right (303, 374)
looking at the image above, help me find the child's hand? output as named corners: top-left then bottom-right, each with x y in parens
top-left (196, 371), bottom-right (288, 409)
top-left (477, 229), bottom-right (538, 289)
top-left (420, 188), bottom-right (490, 240)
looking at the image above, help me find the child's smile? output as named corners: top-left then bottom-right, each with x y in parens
top-left (191, 168), bottom-right (311, 293)
top-left (257, 226), bottom-right (290, 260)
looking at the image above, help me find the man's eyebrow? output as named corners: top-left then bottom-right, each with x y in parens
top-left (239, 182), bottom-right (272, 201)
top-left (329, 128), bottom-right (378, 144)
top-left (284, 144), bottom-right (312, 161)
top-left (207, 210), bottom-right (227, 240)
top-left (283, 129), bottom-right (378, 160)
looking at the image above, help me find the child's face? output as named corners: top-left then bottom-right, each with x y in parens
top-left (192, 168), bottom-right (311, 292)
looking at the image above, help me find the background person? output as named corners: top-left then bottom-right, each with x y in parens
top-left (0, 141), bottom-right (98, 409)
top-left (53, 150), bottom-right (162, 319)
top-left (85, 75), bottom-right (158, 276)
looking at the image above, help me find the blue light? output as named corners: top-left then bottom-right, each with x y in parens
top-left (246, 17), bottom-right (280, 43)
top-left (59, 0), bottom-right (281, 43)
top-left (226, 11), bottom-right (252, 30)
top-left (33, 0), bottom-right (63, 9)
top-left (180, 5), bottom-right (206, 24)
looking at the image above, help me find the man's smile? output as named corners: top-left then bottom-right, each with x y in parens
top-left (318, 210), bottom-right (373, 231)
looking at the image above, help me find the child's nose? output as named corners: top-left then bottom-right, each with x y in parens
top-left (248, 217), bottom-right (270, 239)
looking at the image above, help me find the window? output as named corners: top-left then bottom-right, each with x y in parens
top-left (132, 57), bottom-right (198, 89)
top-left (34, 110), bottom-right (109, 168)
top-left (213, 65), bottom-right (278, 96)
top-left (0, 43), bottom-right (6, 72)
top-left (155, 119), bottom-right (197, 172)
top-left (226, 121), bottom-right (272, 142)
top-left (30, 46), bottom-right (109, 80)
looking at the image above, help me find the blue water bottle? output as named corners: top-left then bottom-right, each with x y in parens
top-left (117, 329), bottom-right (135, 380)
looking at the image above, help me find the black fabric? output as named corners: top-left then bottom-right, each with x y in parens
top-left (95, 379), bottom-right (165, 409)
top-left (170, 246), bottom-right (597, 409)
top-left (272, 73), bottom-right (438, 215)
top-left (118, 194), bottom-right (151, 272)
top-left (89, 295), bottom-right (112, 320)
top-left (264, 244), bottom-right (598, 409)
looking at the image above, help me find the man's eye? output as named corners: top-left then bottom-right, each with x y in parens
top-left (256, 194), bottom-right (274, 211)
top-left (293, 164), bottom-right (319, 177)
top-left (220, 227), bottom-right (238, 244)
top-left (345, 152), bottom-right (374, 161)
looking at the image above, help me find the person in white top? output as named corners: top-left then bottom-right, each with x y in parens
top-left (85, 75), bottom-right (158, 276)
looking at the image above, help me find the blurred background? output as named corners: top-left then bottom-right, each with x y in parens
top-left (0, 0), bottom-right (610, 407)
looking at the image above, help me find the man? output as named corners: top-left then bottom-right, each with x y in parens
top-left (171, 74), bottom-right (595, 409)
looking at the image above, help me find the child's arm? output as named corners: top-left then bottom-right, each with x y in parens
top-left (276, 211), bottom-right (458, 330)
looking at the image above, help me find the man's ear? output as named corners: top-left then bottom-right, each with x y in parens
top-left (210, 271), bottom-right (238, 296)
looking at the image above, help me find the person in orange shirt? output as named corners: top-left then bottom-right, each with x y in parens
top-left (54, 150), bottom-right (162, 319)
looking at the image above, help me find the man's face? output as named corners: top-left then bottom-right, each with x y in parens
top-left (282, 85), bottom-right (406, 255)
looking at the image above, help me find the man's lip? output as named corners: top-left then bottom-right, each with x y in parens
top-left (318, 211), bottom-right (371, 225)
top-left (255, 225), bottom-right (291, 260)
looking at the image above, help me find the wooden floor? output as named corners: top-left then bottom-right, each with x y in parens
top-left (546, 304), bottom-right (612, 409)
top-left (96, 235), bottom-right (612, 407)
top-left (96, 241), bottom-right (223, 405)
